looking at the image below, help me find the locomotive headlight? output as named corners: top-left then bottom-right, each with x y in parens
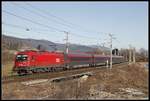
top-left (17, 55), bottom-right (21, 57)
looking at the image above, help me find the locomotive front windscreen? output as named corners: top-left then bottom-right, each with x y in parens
top-left (16, 54), bottom-right (28, 61)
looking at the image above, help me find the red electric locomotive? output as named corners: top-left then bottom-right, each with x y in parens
top-left (13, 50), bottom-right (66, 75)
top-left (13, 50), bottom-right (124, 75)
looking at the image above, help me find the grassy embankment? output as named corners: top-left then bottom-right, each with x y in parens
top-left (2, 50), bottom-right (16, 77)
top-left (2, 62), bottom-right (14, 77)
top-left (2, 62), bottom-right (148, 100)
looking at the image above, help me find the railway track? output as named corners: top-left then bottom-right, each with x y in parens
top-left (2, 62), bottom-right (128, 84)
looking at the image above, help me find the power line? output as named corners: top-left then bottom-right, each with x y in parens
top-left (2, 30), bottom-right (28, 36)
top-left (3, 3), bottom-right (120, 46)
top-left (3, 10), bottom-right (101, 42)
top-left (25, 2), bottom-right (73, 26)
top-left (3, 8), bottom-right (114, 46)
top-left (2, 30), bottom-right (63, 44)
top-left (2, 10), bottom-right (64, 33)
top-left (2, 23), bottom-right (62, 38)
top-left (3, 4), bottom-right (124, 51)
top-left (25, 2), bottom-right (100, 34)
top-left (2, 23), bottom-right (98, 46)
top-left (2, 22), bottom-right (28, 30)
top-left (2, 22), bottom-right (99, 42)
top-left (10, 2), bottom-right (75, 30)
top-left (4, 3), bottom-right (113, 43)
top-left (13, 2), bottom-right (100, 39)
top-left (2, 22), bottom-right (53, 32)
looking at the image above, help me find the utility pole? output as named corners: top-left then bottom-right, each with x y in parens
top-left (109, 34), bottom-right (113, 69)
top-left (64, 31), bottom-right (69, 54)
top-left (126, 50), bottom-right (128, 61)
top-left (101, 42), bottom-right (105, 55)
top-left (133, 47), bottom-right (136, 63)
top-left (129, 44), bottom-right (132, 64)
top-left (64, 31), bottom-right (69, 69)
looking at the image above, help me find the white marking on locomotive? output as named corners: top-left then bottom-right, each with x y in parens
top-left (56, 58), bottom-right (60, 62)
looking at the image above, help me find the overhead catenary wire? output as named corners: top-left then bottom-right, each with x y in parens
top-left (2, 10), bottom-right (64, 33)
top-left (2, 22), bottom-right (53, 32)
top-left (2, 23), bottom-right (63, 39)
top-left (10, 2), bottom-right (76, 30)
top-left (5, 2), bottom-right (114, 42)
top-left (3, 2), bottom-right (119, 41)
top-left (24, 3), bottom-right (103, 38)
top-left (2, 22), bottom-right (29, 30)
top-left (24, 2), bottom-right (100, 34)
top-left (3, 5), bottom-right (119, 49)
top-left (2, 23), bottom-right (99, 47)
top-left (2, 30), bottom-right (93, 48)
top-left (2, 22), bottom-right (100, 42)
top-left (3, 10), bottom-right (101, 42)
top-left (17, 2), bottom-right (101, 40)
top-left (2, 18), bottom-right (116, 51)
top-left (25, 2), bottom-right (74, 27)
top-left (2, 30), bottom-right (63, 44)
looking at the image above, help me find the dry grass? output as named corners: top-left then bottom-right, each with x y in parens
top-left (91, 63), bottom-right (148, 93)
top-left (2, 62), bottom-right (14, 77)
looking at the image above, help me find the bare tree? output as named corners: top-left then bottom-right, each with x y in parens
top-left (136, 48), bottom-right (148, 62)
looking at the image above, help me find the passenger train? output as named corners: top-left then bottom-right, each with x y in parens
top-left (13, 50), bottom-right (125, 75)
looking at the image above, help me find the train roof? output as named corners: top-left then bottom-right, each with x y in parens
top-left (16, 50), bottom-right (63, 55)
top-left (16, 50), bottom-right (124, 58)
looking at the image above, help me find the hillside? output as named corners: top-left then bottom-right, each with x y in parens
top-left (2, 34), bottom-right (104, 52)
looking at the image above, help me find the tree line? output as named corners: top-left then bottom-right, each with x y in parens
top-left (93, 47), bottom-right (148, 62)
